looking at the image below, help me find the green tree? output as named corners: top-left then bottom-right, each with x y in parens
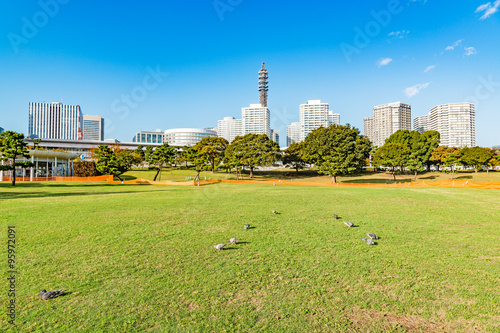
top-left (192, 137), bottom-right (229, 173)
top-left (283, 142), bottom-right (307, 174)
top-left (430, 146), bottom-right (450, 171)
top-left (385, 130), bottom-right (440, 179)
top-left (149, 143), bottom-right (177, 181)
top-left (224, 134), bottom-right (281, 178)
top-left (302, 124), bottom-right (371, 183)
top-left (0, 131), bottom-right (34, 186)
top-left (93, 145), bottom-right (133, 181)
top-left (443, 148), bottom-right (461, 180)
top-left (134, 145), bottom-right (145, 164)
top-left (421, 131), bottom-right (441, 171)
top-left (460, 146), bottom-right (494, 173)
top-left (175, 146), bottom-right (191, 169)
top-left (372, 143), bottom-right (410, 181)
top-left (145, 146), bottom-right (154, 165)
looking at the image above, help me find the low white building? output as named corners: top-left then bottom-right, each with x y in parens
top-left (163, 128), bottom-right (217, 147)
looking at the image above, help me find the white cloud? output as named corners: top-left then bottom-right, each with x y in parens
top-left (388, 30), bottom-right (410, 39)
top-left (476, 2), bottom-right (491, 12)
top-left (377, 57), bottom-right (393, 67)
top-left (464, 47), bottom-right (477, 56)
top-left (424, 65), bottom-right (436, 73)
top-left (404, 83), bottom-right (430, 98)
top-left (445, 39), bottom-right (463, 51)
top-left (476, 0), bottom-right (500, 19)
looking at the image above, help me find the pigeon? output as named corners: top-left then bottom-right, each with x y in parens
top-left (40, 289), bottom-right (64, 300)
top-left (272, 210), bottom-right (277, 214)
top-left (366, 233), bottom-right (379, 240)
top-left (229, 238), bottom-right (241, 245)
top-left (334, 214), bottom-right (339, 220)
top-left (361, 238), bottom-right (375, 245)
top-left (343, 222), bottom-right (354, 227)
top-left (244, 224), bottom-right (250, 230)
top-left (214, 244), bottom-right (226, 250)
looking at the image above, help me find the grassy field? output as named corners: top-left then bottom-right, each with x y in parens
top-left (1, 182), bottom-right (500, 332)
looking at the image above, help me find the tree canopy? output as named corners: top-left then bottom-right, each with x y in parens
top-left (460, 146), bottom-right (494, 173)
top-left (302, 124), bottom-right (371, 183)
top-left (0, 131), bottom-right (33, 186)
top-left (93, 145), bottom-right (135, 181)
top-left (224, 133), bottom-right (281, 178)
top-left (372, 143), bottom-right (410, 181)
top-left (283, 142), bottom-right (307, 174)
top-left (384, 130), bottom-right (440, 179)
top-left (149, 143), bottom-right (177, 181)
top-left (192, 137), bottom-right (229, 173)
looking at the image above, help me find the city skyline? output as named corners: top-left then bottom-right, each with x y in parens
top-left (1, 1), bottom-right (499, 147)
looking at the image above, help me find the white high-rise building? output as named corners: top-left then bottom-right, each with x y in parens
top-left (363, 116), bottom-right (374, 144)
top-left (286, 122), bottom-right (301, 147)
top-left (270, 129), bottom-right (280, 145)
top-left (372, 102), bottom-right (411, 147)
top-left (327, 111), bottom-right (340, 126)
top-left (241, 103), bottom-right (270, 137)
top-left (28, 102), bottom-right (83, 140)
top-left (413, 115), bottom-right (429, 134)
top-left (428, 103), bottom-right (475, 147)
top-left (217, 117), bottom-right (242, 143)
top-left (299, 100), bottom-right (338, 141)
top-left (82, 115), bottom-right (104, 141)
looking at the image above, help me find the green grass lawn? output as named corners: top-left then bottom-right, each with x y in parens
top-left (1, 182), bottom-right (500, 332)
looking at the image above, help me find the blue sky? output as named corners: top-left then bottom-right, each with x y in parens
top-left (0, 0), bottom-right (499, 147)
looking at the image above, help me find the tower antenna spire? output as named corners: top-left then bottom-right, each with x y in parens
top-left (258, 62), bottom-right (268, 107)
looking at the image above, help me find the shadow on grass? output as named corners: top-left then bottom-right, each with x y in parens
top-left (0, 188), bottom-right (173, 200)
top-left (456, 175), bottom-right (473, 180)
top-left (236, 241), bottom-right (251, 245)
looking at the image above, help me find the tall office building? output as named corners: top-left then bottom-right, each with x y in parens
top-left (241, 103), bottom-right (271, 137)
top-left (28, 102), bottom-right (83, 140)
top-left (363, 116), bottom-right (374, 144)
top-left (372, 102), bottom-right (411, 147)
top-left (286, 122), bottom-right (301, 147)
top-left (299, 100), bottom-right (338, 141)
top-left (82, 115), bottom-right (104, 141)
top-left (428, 103), bottom-right (475, 147)
top-left (270, 129), bottom-right (280, 145)
top-left (0, 127), bottom-right (4, 134)
top-left (217, 117), bottom-right (242, 143)
top-left (413, 115), bottom-right (429, 134)
top-left (258, 62), bottom-right (269, 107)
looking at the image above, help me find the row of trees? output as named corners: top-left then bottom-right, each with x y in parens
top-left (372, 130), bottom-right (498, 180)
top-left (91, 125), bottom-right (372, 182)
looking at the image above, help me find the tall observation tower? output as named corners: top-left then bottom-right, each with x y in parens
top-left (258, 62), bottom-right (269, 107)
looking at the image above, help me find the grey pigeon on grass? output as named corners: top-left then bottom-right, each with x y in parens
top-left (343, 222), bottom-right (354, 227)
top-left (40, 289), bottom-right (64, 300)
top-left (244, 224), bottom-right (250, 230)
top-left (229, 238), bottom-right (241, 245)
top-left (334, 214), bottom-right (339, 220)
top-left (214, 244), bottom-right (226, 250)
top-left (361, 238), bottom-right (375, 245)
top-left (272, 210), bottom-right (277, 214)
top-left (366, 233), bottom-right (379, 240)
